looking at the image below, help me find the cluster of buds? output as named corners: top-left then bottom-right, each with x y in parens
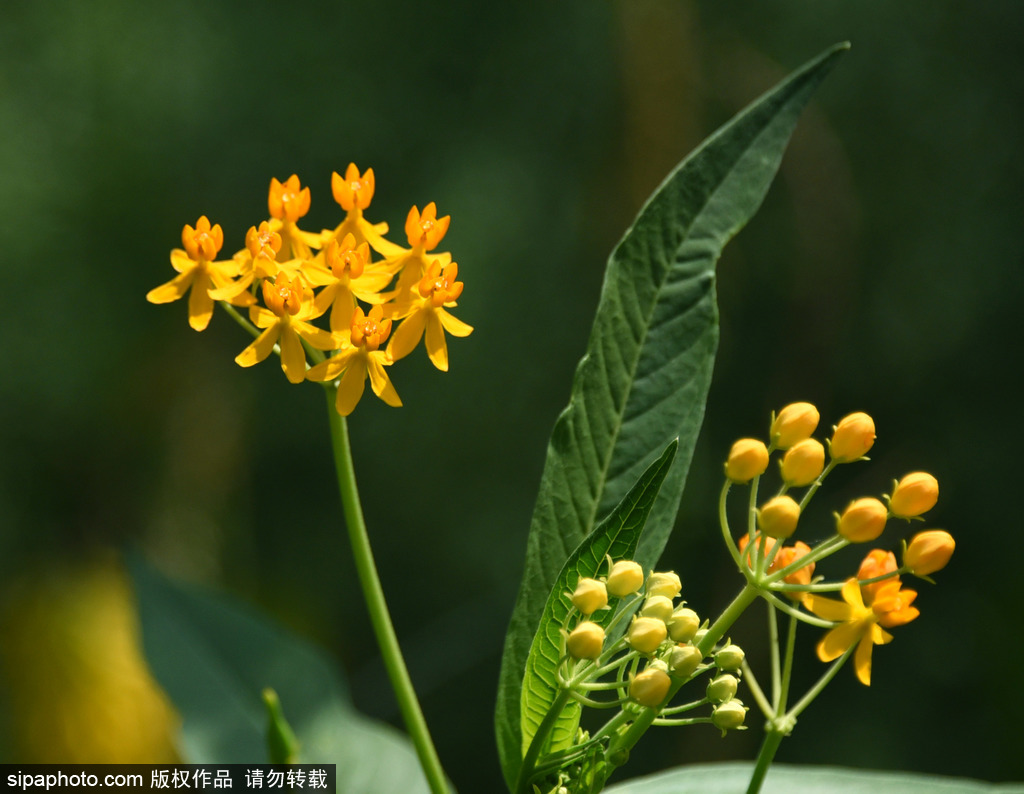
top-left (559, 558), bottom-right (748, 737)
top-left (722, 403), bottom-right (955, 684)
top-left (147, 168), bottom-right (472, 415)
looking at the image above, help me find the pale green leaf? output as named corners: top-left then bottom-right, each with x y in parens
top-left (604, 762), bottom-right (1024, 794)
top-left (128, 554), bottom-right (430, 794)
top-left (496, 43), bottom-right (849, 790)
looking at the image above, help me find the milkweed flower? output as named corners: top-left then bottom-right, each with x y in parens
top-left (830, 412), bottom-right (876, 462)
top-left (267, 174), bottom-right (321, 260)
top-left (307, 234), bottom-right (394, 332)
top-left (306, 304), bottom-right (402, 415)
top-left (889, 472), bottom-right (939, 518)
top-left (234, 276), bottom-right (337, 384)
top-left (903, 530), bottom-right (955, 576)
top-left (724, 439), bottom-right (769, 483)
top-left (323, 163), bottom-right (401, 255)
top-left (803, 576), bottom-right (919, 685)
top-left (758, 495), bottom-right (800, 539)
top-left (770, 402), bottom-right (819, 449)
top-left (780, 439), bottom-right (825, 486)
top-left (208, 221), bottom-right (283, 304)
top-left (382, 202), bottom-right (454, 301)
top-left (146, 216), bottom-right (243, 331)
top-left (387, 260), bottom-right (473, 371)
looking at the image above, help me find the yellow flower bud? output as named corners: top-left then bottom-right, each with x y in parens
top-left (706, 674), bottom-right (739, 703)
top-left (714, 644), bottom-right (745, 671)
top-left (606, 560), bottom-right (644, 597)
top-left (628, 617), bottom-right (668, 654)
top-left (830, 412), bottom-right (876, 463)
top-left (566, 621), bottom-right (606, 660)
top-left (640, 595), bottom-right (674, 622)
top-left (711, 699), bottom-right (747, 732)
top-left (724, 439), bottom-right (770, 483)
top-left (770, 402), bottom-right (820, 449)
top-left (837, 497), bottom-right (888, 543)
top-left (646, 571), bottom-right (682, 599)
top-left (669, 644), bottom-right (703, 677)
top-left (889, 472), bottom-right (939, 518)
top-left (667, 606), bottom-right (700, 643)
top-left (629, 666), bottom-right (671, 707)
top-left (903, 530), bottom-right (955, 576)
top-left (780, 438), bottom-right (825, 487)
top-left (758, 495), bottom-right (800, 539)
top-left (571, 578), bottom-right (608, 615)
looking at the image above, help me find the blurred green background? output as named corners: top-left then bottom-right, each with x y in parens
top-left (2, 0), bottom-right (1022, 789)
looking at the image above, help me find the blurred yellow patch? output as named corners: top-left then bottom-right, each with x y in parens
top-left (0, 554), bottom-right (180, 762)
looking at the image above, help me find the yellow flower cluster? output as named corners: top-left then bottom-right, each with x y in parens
top-left (722, 402), bottom-right (956, 685)
top-left (146, 167), bottom-right (473, 415)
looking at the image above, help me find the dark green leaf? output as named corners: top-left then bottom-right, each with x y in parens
top-left (496, 43), bottom-right (849, 789)
top-left (603, 762), bottom-right (1024, 794)
top-left (519, 441), bottom-right (676, 772)
top-left (127, 554), bottom-right (429, 793)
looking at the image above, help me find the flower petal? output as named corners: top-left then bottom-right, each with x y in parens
top-left (424, 312), bottom-right (449, 372)
top-left (187, 270), bottom-right (215, 331)
top-left (279, 326), bottom-right (307, 384)
top-left (335, 358), bottom-right (367, 415)
top-left (854, 632), bottom-right (874, 686)
top-left (306, 348), bottom-right (356, 382)
top-left (438, 308), bottom-right (473, 337)
top-left (367, 353), bottom-right (402, 407)
top-left (388, 310), bottom-right (426, 362)
top-left (803, 592), bottom-right (853, 623)
top-left (817, 623), bottom-right (860, 663)
top-left (235, 325), bottom-right (280, 368)
top-left (146, 270), bottom-right (195, 304)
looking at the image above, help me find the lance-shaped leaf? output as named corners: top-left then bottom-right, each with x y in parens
top-left (497, 43), bottom-right (849, 789)
top-left (518, 441), bottom-right (676, 790)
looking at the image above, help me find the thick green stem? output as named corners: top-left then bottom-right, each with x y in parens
top-left (325, 389), bottom-right (450, 794)
top-left (746, 728), bottom-right (785, 794)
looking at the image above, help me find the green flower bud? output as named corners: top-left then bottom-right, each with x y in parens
top-left (629, 666), bottom-right (671, 707)
top-left (646, 571), bottom-right (682, 599)
top-left (715, 644), bottom-right (745, 671)
top-left (669, 644), bottom-right (703, 677)
top-left (628, 617), bottom-right (668, 654)
top-left (667, 606), bottom-right (700, 643)
top-left (567, 621), bottom-right (605, 660)
top-left (706, 674), bottom-right (739, 703)
top-left (711, 699), bottom-right (747, 732)
top-left (606, 560), bottom-right (644, 597)
top-left (571, 577), bottom-right (608, 615)
top-left (640, 595), bottom-right (674, 622)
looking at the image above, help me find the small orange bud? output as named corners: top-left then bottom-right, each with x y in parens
top-left (770, 402), bottom-right (820, 449)
top-left (629, 666), bottom-right (671, 707)
top-left (628, 617), bottom-right (668, 654)
top-left (837, 498), bottom-right (888, 543)
top-left (903, 530), bottom-right (955, 576)
top-left (889, 472), bottom-right (939, 518)
top-left (758, 495), bottom-right (800, 539)
top-left (780, 438), bottom-right (825, 486)
top-left (724, 439), bottom-right (769, 483)
top-left (857, 549), bottom-right (898, 603)
top-left (571, 578), bottom-right (608, 616)
top-left (567, 621), bottom-right (605, 659)
top-left (774, 541), bottom-right (814, 594)
top-left (606, 560), bottom-right (644, 597)
top-left (829, 412), bottom-right (876, 463)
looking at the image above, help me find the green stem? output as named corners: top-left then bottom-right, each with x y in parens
top-left (746, 727), bottom-right (785, 794)
top-left (325, 388), bottom-right (450, 794)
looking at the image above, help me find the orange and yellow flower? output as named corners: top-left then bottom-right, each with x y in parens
top-left (234, 276), bottom-right (337, 384)
top-left (387, 260), bottom-right (473, 371)
top-left (803, 573), bottom-right (919, 685)
top-left (306, 305), bottom-right (402, 415)
top-left (146, 216), bottom-right (244, 331)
